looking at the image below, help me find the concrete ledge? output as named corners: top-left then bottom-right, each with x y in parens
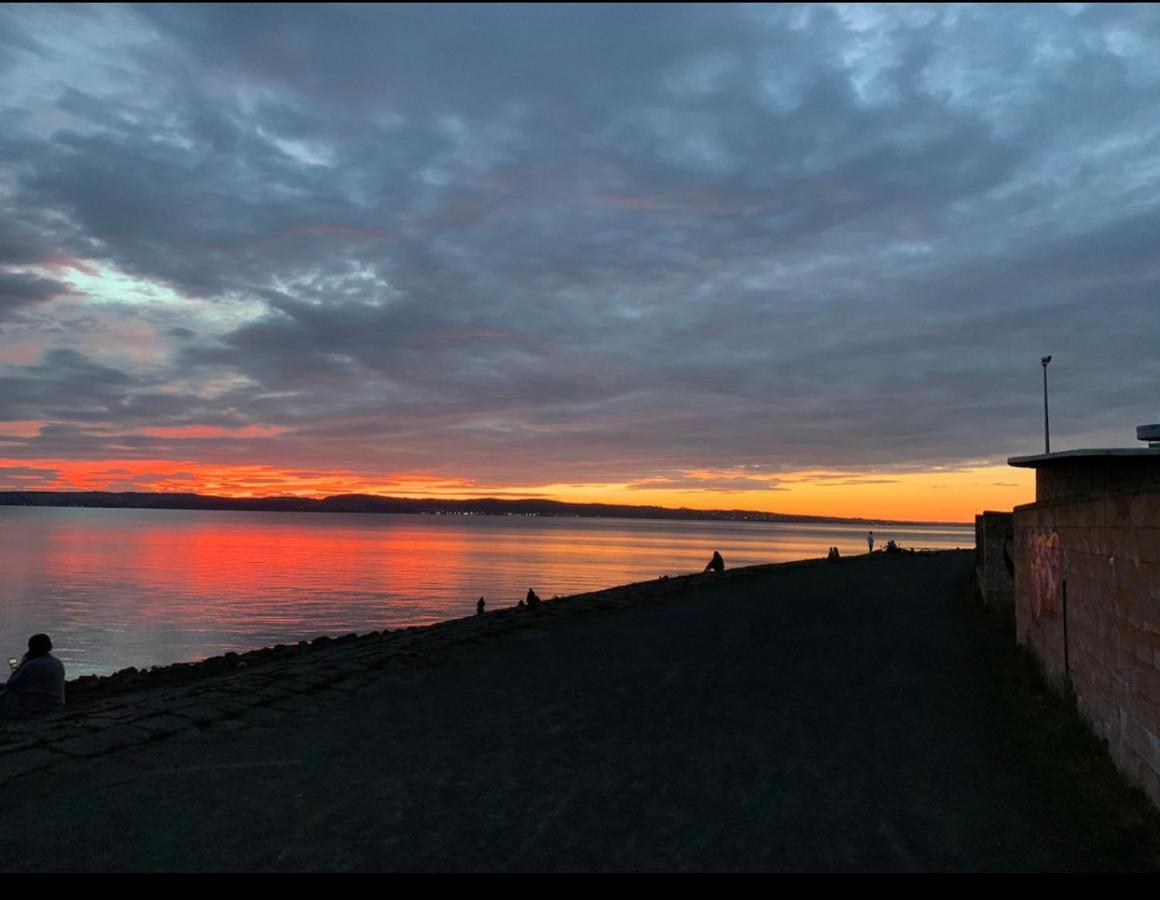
top-left (1009, 448), bottom-right (1160, 467)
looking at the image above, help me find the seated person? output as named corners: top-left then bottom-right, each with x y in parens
top-left (0, 634), bottom-right (66, 720)
top-left (704, 551), bottom-right (725, 573)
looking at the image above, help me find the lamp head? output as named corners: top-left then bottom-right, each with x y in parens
top-left (1041, 355), bottom-right (1052, 367)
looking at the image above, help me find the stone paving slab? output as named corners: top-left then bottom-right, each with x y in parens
top-left (135, 714), bottom-right (195, 736)
top-left (0, 748), bottom-right (66, 781)
top-left (288, 673), bottom-right (330, 687)
top-left (242, 706), bottom-right (286, 725)
top-left (54, 724), bottom-right (153, 759)
top-left (0, 738), bottom-right (41, 758)
top-left (172, 704), bottom-right (228, 726)
top-left (214, 699), bottom-right (252, 717)
top-left (330, 676), bottom-right (373, 693)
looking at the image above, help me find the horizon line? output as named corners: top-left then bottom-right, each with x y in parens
top-left (0, 488), bottom-right (976, 528)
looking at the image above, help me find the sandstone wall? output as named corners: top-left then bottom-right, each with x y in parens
top-left (975, 511), bottom-right (1014, 607)
top-left (1014, 490), bottom-right (1160, 806)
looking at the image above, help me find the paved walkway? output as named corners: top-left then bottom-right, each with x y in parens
top-left (0, 552), bottom-right (1095, 871)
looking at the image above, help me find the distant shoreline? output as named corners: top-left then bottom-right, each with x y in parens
top-left (0, 489), bottom-right (970, 528)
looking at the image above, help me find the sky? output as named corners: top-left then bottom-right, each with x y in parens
top-left (0, 4), bottom-right (1157, 523)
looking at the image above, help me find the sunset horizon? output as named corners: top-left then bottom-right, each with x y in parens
top-left (0, 458), bottom-right (1027, 524)
top-left (2, 6), bottom-right (1155, 528)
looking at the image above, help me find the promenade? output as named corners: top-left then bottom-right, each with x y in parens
top-left (0, 551), bottom-right (1135, 871)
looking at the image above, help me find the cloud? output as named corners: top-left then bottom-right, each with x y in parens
top-left (627, 472), bottom-right (787, 494)
top-left (0, 269), bottom-right (71, 319)
top-left (0, 464), bottom-right (60, 487)
top-left (814, 480), bottom-right (902, 488)
top-left (0, 5), bottom-right (1158, 491)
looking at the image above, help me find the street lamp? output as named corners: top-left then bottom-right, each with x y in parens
top-left (1041, 355), bottom-right (1052, 454)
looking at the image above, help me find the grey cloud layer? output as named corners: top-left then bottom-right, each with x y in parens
top-left (1, 4), bottom-right (1158, 485)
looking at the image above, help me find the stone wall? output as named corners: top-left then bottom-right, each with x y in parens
top-left (1034, 457), bottom-right (1160, 504)
top-left (1014, 490), bottom-right (1160, 806)
top-left (975, 511), bottom-right (1014, 607)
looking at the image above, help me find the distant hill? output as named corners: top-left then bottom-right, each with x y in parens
top-left (0, 490), bottom-right (966, 527)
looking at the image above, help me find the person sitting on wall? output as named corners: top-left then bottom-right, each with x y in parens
top-left (704, 551), bottom-right (725, 574)
top-left (0, 634), bottom-right (66, 720)
top-left (526, 588), bottom-right (542, 609)
top-left (827, 546), bottom-right (841, 561)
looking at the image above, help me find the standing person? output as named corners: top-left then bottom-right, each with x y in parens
top-left (867, 530), bottom-right (875, 555)
top-left (0, 634), bottom-right (65, 720)
top-left (476, 596), bottom-right (486, 615)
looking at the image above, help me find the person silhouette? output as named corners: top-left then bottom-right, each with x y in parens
top-left (704, 551), bottom-right (725, 573)
top-left (477, 596), bottom-right (485, 615)
top-left (867, 530), bottom-right (875, 555)
top-left (526, 588), bottom-right (542, 609)
top-left (0, 633), bottom-right (65, 720)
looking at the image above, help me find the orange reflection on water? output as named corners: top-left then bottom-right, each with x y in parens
top-left (0, 506), bottom-right (975, 677)
top-left (124, 512), bottom-right (475, 631)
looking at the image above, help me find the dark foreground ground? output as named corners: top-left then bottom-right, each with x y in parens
top-left (0, 551), bottom-right (1156, 872)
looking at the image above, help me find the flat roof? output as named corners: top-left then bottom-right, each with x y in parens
top-left (1008, 448), bottom-right (1160, 468)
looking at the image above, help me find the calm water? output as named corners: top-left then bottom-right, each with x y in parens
top-left (0, 507), bottom-right (971, 676)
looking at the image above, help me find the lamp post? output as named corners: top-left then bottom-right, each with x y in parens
top-left (1041, 355), bottom-right (1052, 454)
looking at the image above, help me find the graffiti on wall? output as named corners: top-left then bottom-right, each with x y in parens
top-left (1029, 530), bottom-right (1062, 621)
top-left (1003, 529), bottom-right (1015, 579)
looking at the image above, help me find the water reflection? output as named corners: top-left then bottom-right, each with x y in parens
top-left (0, 507), bottom-right (971, 676)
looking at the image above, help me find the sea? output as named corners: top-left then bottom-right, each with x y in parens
top-left (0, 506), bottom-right (973, 677)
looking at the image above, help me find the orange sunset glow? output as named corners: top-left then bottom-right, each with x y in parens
top-left (0, 458), bottom-right (1034, 523)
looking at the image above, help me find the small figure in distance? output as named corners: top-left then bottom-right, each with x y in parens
top-left (867, 530), bottom-right (874, 555)
top-left (0, 633), bottom-right (65, 720)
top-left (477, 596), bottom-right (486, 615)
top-left (526, 588), bottom-right (542, 609)
top-left (704, 550), bottom-right (725, 574)
top-left (827, 546), bottom-right (841, 561)
top-left (884, 539), bottom-right (899, 554)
